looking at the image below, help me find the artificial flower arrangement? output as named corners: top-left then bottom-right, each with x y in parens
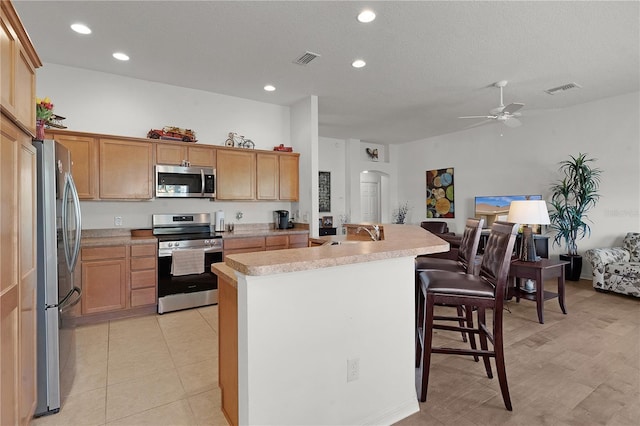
top-left (36, 97), bottom-right (54, 122)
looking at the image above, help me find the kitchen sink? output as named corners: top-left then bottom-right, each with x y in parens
top-left (330, 240), bottom-right (363, 245)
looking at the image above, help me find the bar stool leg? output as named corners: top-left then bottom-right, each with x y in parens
top-left (476, 307), bottom-right (493, 379)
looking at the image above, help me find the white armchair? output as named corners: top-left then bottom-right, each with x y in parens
top-left (584, 232), bottom-right (640, 297)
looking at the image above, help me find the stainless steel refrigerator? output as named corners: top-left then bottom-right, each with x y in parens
top-left (33, 140), bottom-right (82, 416)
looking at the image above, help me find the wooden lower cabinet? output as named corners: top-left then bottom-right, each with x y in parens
top-left (265, 235), bottom-right (288, 250)
top-left (223, 236), bottom-right (266, 258)
top-left (218, 274), bottom-right (238, 426)
top-left (288, 233), bottom-right (309, 248)
top-left (81, 246), bottom-right (127, 315)
top-left (224, 233), bottom-right (309, 258)
top-left (78, 243), bottom-right (158, 321)
top-left (129, 244), bottom-right (157, 307)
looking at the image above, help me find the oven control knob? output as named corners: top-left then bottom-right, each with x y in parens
top-left (204, 240), bottom-right (210, 245)
top-left (174, 242), bottom-right (180, 247)
top-left (167, 242), bottom-right (173, 248)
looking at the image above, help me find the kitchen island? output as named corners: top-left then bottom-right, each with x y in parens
top-left (212, 224), bottom-right (448, 426)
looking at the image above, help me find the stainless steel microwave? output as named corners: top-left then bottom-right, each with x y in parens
top-left (156, 165), bottom-right (216, 198)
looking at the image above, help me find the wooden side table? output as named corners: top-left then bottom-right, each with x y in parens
top-left (508, 259), bottom-right (569, 324)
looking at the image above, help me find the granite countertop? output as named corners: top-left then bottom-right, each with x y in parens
top-left (80, 225), bottom-right (309, 247)
top-left (219, 228), bottom-right (309, 239)
top-left (81, 235), bottom-right (157, 247)
top-left (221, 224), bottom-right (448, 276)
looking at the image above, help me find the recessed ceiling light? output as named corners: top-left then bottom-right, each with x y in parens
top-left (357, 10), bottom-right (376, 23)
top-left (70, 23), bottom-right (91, 34)
top-left (264, 85), bottom-right (276, 92)
top-left (352, 59), bottom-right (366, 68)
top-left (112, 52), bottom-right (129, 61)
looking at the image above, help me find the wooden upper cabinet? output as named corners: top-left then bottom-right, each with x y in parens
top-left (256, 153), bottom-right (278, 200)
top-left (156, 143), bottom-right (216, 167)
top-left (216, 149), bottom-right (256, 200)
top-left (99, 138), bottom-right (154, 199)
top-left (1, 2), bottom-right (41, 135)
top-left (156, 143), bottom-right (186, 165)
top-left (188, 146), bottom-right (216, 167)
top-left (279, 154), bottom-right (299, 201)
top-left (48, 132), bottom-right (98, 200)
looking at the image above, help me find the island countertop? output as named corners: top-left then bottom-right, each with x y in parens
top-left (221, 224), bottom-right (448, 276)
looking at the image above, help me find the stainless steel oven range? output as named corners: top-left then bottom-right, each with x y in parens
top-left (152, 213), bottom-right (222, 314)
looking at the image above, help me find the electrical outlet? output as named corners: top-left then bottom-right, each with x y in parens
top-left (114, 216), bottom-right (123, 226)
top-left (347, 358), bottom-right (359, 382)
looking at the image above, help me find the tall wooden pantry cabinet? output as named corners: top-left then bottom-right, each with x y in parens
top-left (1, 0), bottom-right (42, 424)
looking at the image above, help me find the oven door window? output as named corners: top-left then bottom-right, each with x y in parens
top-left (158, 250), bottom-right (222, 297)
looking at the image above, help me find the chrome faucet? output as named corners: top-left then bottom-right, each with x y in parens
top-left (356, 225), bottom-right (380, 241)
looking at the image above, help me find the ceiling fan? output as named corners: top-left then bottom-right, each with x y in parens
top-left (459, 80), bottom-right (524, 128)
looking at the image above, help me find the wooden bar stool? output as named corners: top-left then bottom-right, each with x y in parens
top-left (415, 221), bottom-right (518, 411)
top-left (415, 218), bottom-right (484, 347)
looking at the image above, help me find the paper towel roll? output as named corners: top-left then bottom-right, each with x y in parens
top-left (215, 210), bottom-right (225, 232)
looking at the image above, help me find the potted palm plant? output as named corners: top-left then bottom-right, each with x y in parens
top-left (548, 153), bottom-right (602, 281)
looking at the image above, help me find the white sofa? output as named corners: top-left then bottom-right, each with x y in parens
top-left (584, 232), bottom-right (640, 297)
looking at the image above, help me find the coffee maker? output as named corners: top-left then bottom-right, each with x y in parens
top-left (274, 210), bottom-right (289, 229)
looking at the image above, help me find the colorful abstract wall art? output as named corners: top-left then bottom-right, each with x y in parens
top-left (426, 168), bottom-right (454, 218)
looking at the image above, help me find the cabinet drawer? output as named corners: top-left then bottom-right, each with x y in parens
top-left (130, 257), bottom-right (156, 271)
top-left (288, 233), bottom-right (309, 248)
top-left (131, 269), bottom-right (156, 289)
top-left (82, 246), bottom-right (126, 261)
top-left (265, 235), bottom-right (288, 248)
top-left (224, 237), bottom-right (265, 251)
top-left (131, 287), bottom-right (156, 307)
top-left (131, 244), bottom-right (156, 257)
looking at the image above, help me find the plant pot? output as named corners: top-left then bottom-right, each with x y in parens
top-left (560, 254), bottom-right (582, 281)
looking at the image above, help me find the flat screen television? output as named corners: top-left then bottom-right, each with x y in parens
top-left (474, 194), bottom-right (543, 232)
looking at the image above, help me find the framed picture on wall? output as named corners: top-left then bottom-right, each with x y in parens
top-left (319, 171), bottom-right (331, 212)
top-left (322, 216), bottom-right (333, 228)
top-left (426, 167), bottom-right (454, 218)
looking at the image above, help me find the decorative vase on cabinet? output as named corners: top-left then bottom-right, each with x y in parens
top-left (36, 119), bottom-right (46, 140)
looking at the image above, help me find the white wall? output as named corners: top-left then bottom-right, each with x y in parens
top-left (396, 92), bottom-right (640, 274)
top-left (237, 257), bottom-right (419, 425)
top-left (37, 63), bottom-right (296, 229)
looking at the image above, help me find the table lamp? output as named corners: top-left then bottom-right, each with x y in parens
top-left (507, 200), bottom-right (550, 262)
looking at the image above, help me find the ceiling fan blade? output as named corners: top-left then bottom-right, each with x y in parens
top-left (464, 119), bottom-right (495, 129)
top-left (458, 115), bottom-right (495, 119)
top-left (504, 117), bottom-right (522, 128)
top-left (502, 103), bottom-right (524, 114)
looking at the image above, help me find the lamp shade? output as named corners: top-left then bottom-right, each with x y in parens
top-left (507, 200), bottom-right (550, 225)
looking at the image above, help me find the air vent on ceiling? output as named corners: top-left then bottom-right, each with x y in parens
top-left (293, 51), bottom-right (321, 66)
top-left (545, 82), bottom-right (582, 95)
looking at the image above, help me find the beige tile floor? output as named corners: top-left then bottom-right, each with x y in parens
top-left (31, 280), bottom-right (639, 425)
top-left (32, 306), bottom-right (229, 426)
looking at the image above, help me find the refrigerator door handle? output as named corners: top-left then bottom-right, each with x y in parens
top-left (68, 173), bottom-right (82, 272)
top-left (59, 286), bottom-right (82, 312)
top-left (61, 172), bottom-right (82, 273)
top-left (47, 286), bottom-right (81, 311)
